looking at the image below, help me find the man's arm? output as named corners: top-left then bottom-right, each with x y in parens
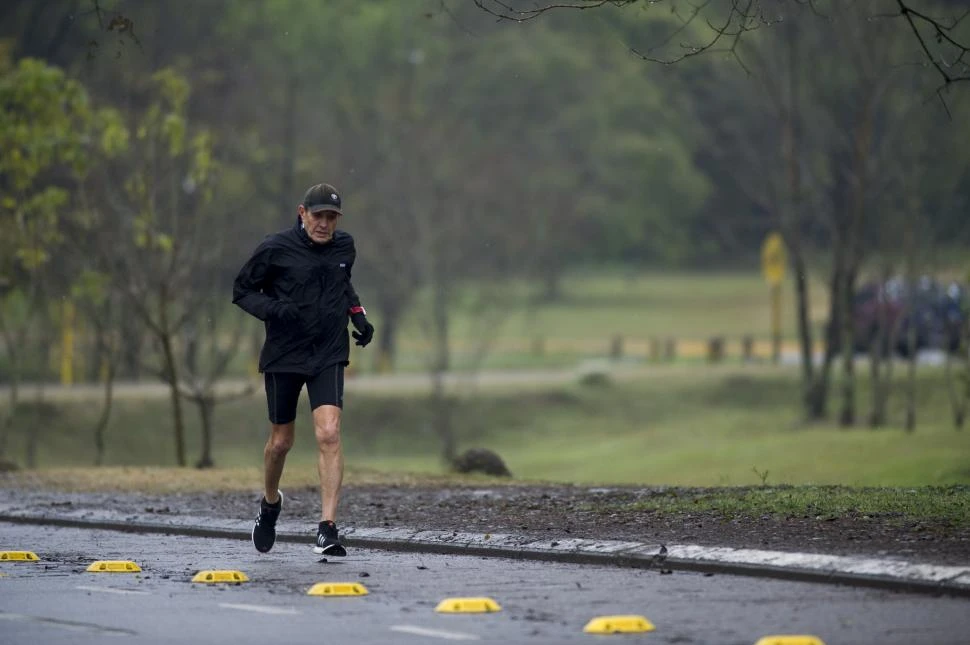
top-left (345, 262), bottom-right (363, 313)
top-left (233, 239), bottom-right (285, 321)
top-left (345, 241), bottom-right (374, 347)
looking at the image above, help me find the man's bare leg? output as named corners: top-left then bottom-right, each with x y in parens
top-left (312, 404), bottom-right (343, 522)
top-left (264, 422), bottom-right (295, 503)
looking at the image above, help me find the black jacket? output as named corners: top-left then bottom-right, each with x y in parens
top-left (232, 221), bottom-right (362, 374)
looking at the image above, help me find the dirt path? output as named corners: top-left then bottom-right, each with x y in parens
top-left (0, 362), bottom-right (792, 402)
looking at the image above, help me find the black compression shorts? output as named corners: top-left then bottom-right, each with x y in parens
top-left (264, 365), bottom-right (345, 424)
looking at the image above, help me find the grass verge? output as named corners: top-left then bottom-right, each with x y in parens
top-left (613, 485), bottom-right (970, 527)
top-left (2, 365), bottom-right (968, 487)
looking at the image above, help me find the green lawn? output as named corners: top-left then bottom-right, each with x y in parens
top-left (355, 270), bottom-right (832, 372)
top-left (347, 368), bottom-right (969, 487)
top-left (5, 364), bottom-right (967, 487)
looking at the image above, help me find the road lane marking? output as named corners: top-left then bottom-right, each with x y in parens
top-left (218, 603), bottom-right (300, 615)
top-left (0, 611), bottom-right (137, 635)
top-left (391, 625), bottom-right (480, 641)
top-left (76, 585), bottom-right (150, 596)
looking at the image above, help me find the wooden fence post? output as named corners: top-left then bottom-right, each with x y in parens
top-left (610, 335), bottom-right (624, 360)
top-left (741, 335), bottom-right (755, 363)
top-left (664, 338), bottom-right (677, 362)
top-left (707, 337), bottom-right (724, 363)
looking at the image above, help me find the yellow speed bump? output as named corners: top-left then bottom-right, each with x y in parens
top-left (754, 637), bottom-right (826, 645)
top-left (192, 569), bottom-right (249, 583)
top-left (192, 570), bottom-right (249, 583)
top-left (86, 560), bottom-right (142, 573)
top-left (307, 582), bottom-right (369, 597)
top-left (583, 615), bottom-right (655, 634)
top-left (0, 551), bottom-right (40, 562)
top-left (435, 597), bottom-right (502, 613)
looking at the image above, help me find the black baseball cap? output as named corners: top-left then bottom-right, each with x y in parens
top-left (302, 183), bottom-right (343, 215)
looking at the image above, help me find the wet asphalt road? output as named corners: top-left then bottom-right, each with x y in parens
top-left (1, 522), bottom-right (968, 645)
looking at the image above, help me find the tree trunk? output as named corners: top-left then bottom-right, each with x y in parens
top-left (25, 408), bottom-right (39, 469)
top-left (0, 350), bottom-right (19, 462)
top-left (183, 319), bottom-right (198, 379)
top-left (944, 351), bottom-right (966, 430)
top-left (868, 266), bottom-right (893, 428)
top-left (0, 307), bottom-right (28, 467)
top-left (23, 387), bottom-right (49, 469)
top-left (902, 198), bottom-right (919, 433)
top-left (805, 267), bottom-right (841, 422)
top-left (868, 345), bottom-right (886, 428)
top-left (120, 314), bottom-right (142, 380)
top-left (960, 341), bottom-right (969, 431)
top-left (868, 310), bottom-right (883, 429)
top-left (375, 296), bottom-right (403, 373)
top-left (195, 395), bottom-right (215, 469)
top-left (430, 372), bottom-right (455, 466)
top-left (159, 332), bottom-right (186, 466)
top-left (945, 314), bottom-right (969, 431)
top-left (903, 279), bottom-right (918, 433)
top-left (905, 323), bottom-right (917, 433)
top-left (791, 253), bottom-right (820, 418)
top-left (779, 25), bottom-right (828, 424)
top-left (429, 277), bottom-right (455, 464)
top-left (868, 334), bottom-right (892, 429)
top-left (93, 355), bottom-right (115, 466)
top-left (839, 265), bottom-right (858, 427)
top-left (539, 267), bottom-right (563, 303)
top-left (838, 87), bottom-right (874, 429)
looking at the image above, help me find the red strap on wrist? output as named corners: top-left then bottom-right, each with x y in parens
top-left (349, 306), bottom-right (366, 315)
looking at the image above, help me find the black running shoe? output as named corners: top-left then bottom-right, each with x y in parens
top-left (252, 492), bottom-right (283, 553)
top-left (313, 520), bottom-right (347, 556)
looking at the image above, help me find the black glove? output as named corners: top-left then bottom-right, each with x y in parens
top-left (350, 311), bottom-right (374, 347)
top-left (271, 301), bottom-right (300, 324)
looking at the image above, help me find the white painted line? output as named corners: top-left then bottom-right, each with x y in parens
top-left (0, 611), bottom-right (137, 635)
top-left (218, 603), bottom-right (300, 616)
top-left (391, 625), bottom-right (481, 641)
top-left (668, 545), bottom-right (970, 584)
top-left (75, 585), bottom-right (150, 596)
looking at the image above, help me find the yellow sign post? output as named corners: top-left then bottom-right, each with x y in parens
top-left (761, 233), bottom-right (787, 363)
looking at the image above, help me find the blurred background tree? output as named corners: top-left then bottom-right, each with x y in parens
top-left (0, 0), bottom-right (967, 472)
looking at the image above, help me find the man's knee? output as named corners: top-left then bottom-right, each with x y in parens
top-left (267, 424), bottom-right (295, 456)
top-left (313, 409), bottom-right (341, 447)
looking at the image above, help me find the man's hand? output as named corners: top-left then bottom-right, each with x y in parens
top-left (271, 301), bottom-right (300, 324)
top-left (350, 311), bottom-right (374, 347)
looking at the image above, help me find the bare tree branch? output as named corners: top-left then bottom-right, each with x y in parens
top-left (474, 0), bottom-right (970, 88)
top-left (472, 0), bottom-right (635, 22)
top-left (897, 0), bottom-right (970, 86)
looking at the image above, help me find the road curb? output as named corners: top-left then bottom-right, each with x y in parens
top-left (1, 510), bottom-right (968, 598)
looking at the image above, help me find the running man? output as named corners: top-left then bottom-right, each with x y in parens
top-left (232, 182), bottom-right (374, 556)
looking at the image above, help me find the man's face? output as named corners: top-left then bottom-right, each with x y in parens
top-left (299, 205), bottom-right (341, 244)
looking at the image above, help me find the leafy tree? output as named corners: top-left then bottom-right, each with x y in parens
top-left (82, 67), bottom-right (219, 467)
top-left (0, 54), bottom-right (123, 465)
top-left (647, 1), bottom-right (969, 423)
